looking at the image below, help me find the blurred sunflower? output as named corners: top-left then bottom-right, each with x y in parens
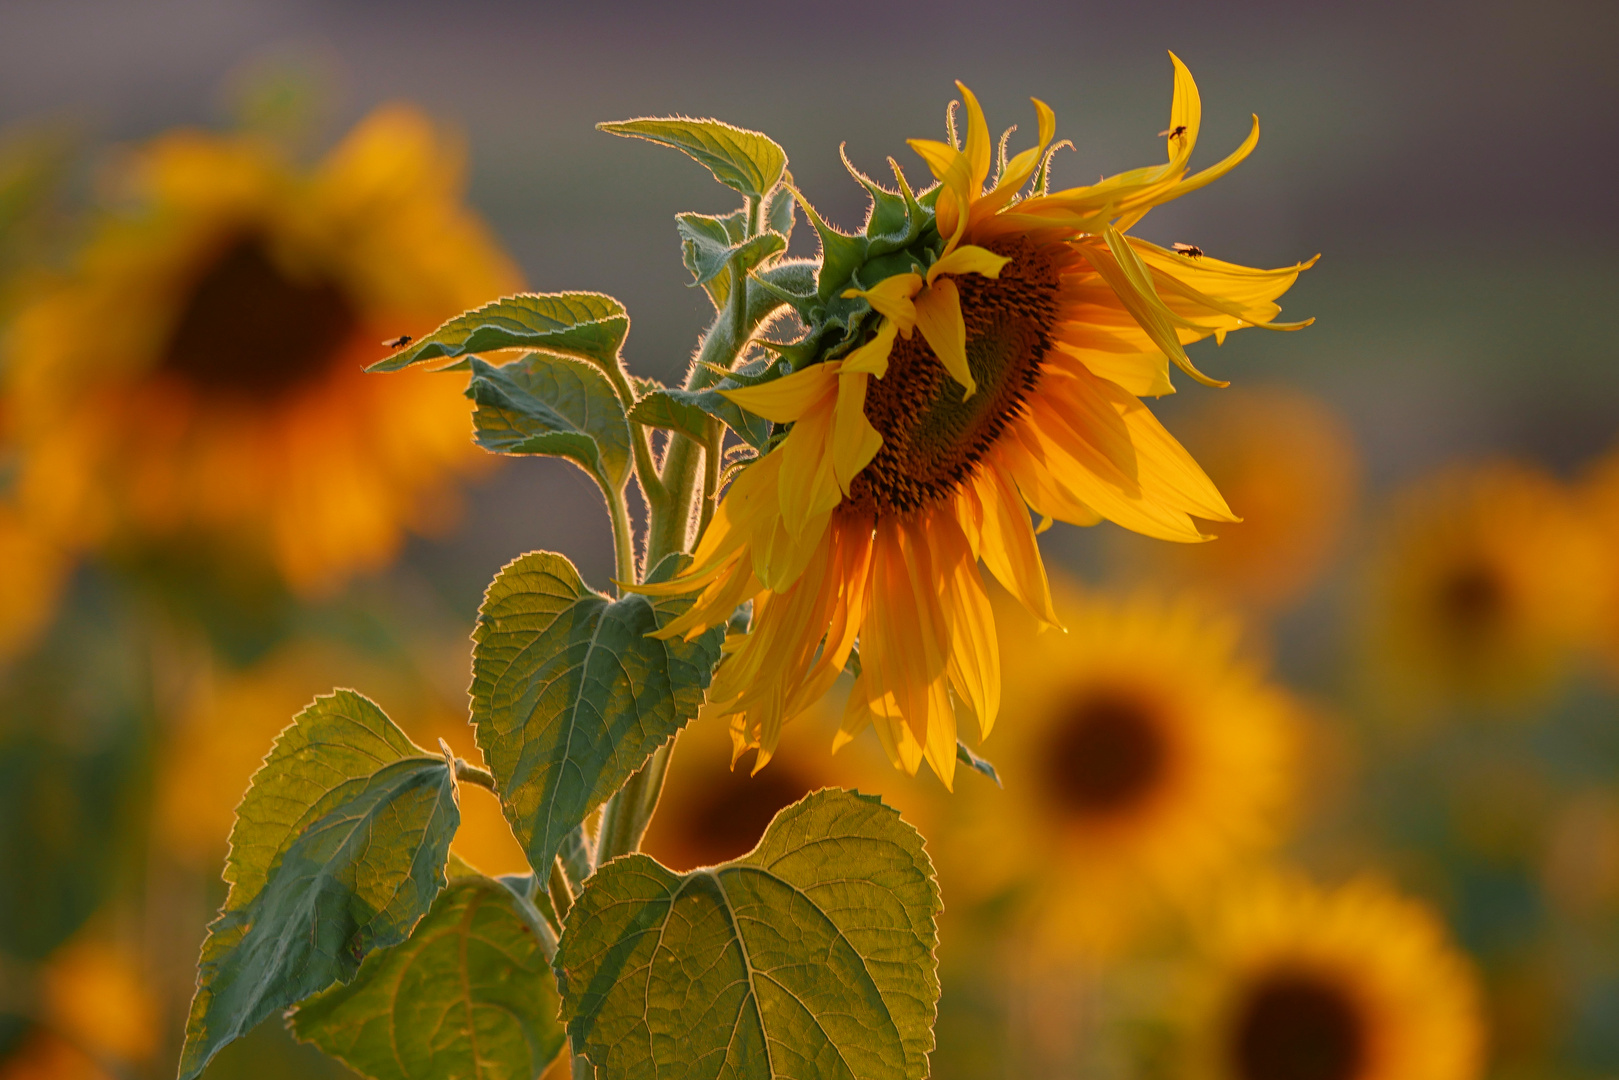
top-left (1184, 874), bottom-right (1484, 1080)
top-left (0, 502), bottom-right (70, 660)
top-left (3, 106), bottom-right (519, 593)
top-left (650, 56), bottom-right (1314, 786)
top-left (1364, 461), bottom-right (1601, 709)
top-left (154, 638), bottom-right (524, 875)
top-left (948, 586), bottom-right (1299, 953)
top-left (641, 709), bottom-right (851, 871)
top-left (1110, 385), bottom-right (1359, 611)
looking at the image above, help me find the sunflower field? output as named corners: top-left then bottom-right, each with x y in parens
top-left (1, 4), bottom-right (1616, 1080)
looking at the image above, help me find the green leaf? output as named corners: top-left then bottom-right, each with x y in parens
top-left (555, 788), bottom-right (941, 1080)
top-left (470, 551), bottom-right (724, 888)
top-left (599, 117), bottom-right (787, 200)
top-left (765, 178), bottom-right (797, 243)
top-left (791, 191), bottom-right (869, 305)
top-left (467, 353), bottom-right (631, 489)
top-left (676, 211), bottom-right (787, 310)
top-left (658, 382), bottom-right (772, 451)
top-left (368, 293), bottom-right (629, 375)
top-left (179, 691), bottom-right (459, 1080)
top-left (627, 388), bottom-right (710, 445)
top-left (289, 875), bottom-right (565, 1080)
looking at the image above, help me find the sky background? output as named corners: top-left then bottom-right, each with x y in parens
top-left (4, 0), bottom-right (1615, 621)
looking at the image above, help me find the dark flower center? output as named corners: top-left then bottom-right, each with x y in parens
top-left (844, 235), bottom-right (1062, 517)
top-left (1435, 561), bottom-right (1506, 637)
top-left (1230, 971), bottom-right (1369, 1080)
top-left (653, 756), bottom-right (816, 870)
top-left (1041, 687), bottom-right (1169, 818)
top-left (160, 233), bottom-right (358, 398)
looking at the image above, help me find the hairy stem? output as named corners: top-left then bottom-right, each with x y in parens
top-left (607, 482), bottom-right (637, 590)
top-left (453, 758), bottom-right (497, 791)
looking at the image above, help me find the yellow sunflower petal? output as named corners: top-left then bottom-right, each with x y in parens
top-left (719, 361), bottom-right (839, 423)
top-left (955, 81), bottom-right (993, 197)
top-left (840, 318), bottom-right (899, 378)
top-left (965, 461), bottom-right (1061, 629)
top-left (926, 243), bottom-right (1011, 286)
top-left (777, 399), bottom-right (843, 538)
top-left (913, 278), bottom-right (977, 397)
top-left (832, 371), bottom-right (883, 495)
top-left (844, 273), bottom-right (922, 333)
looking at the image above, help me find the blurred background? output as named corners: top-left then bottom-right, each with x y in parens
top-left (1, 1), bottom-right (1616, 1078)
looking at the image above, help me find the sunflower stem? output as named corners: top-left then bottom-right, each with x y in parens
top-left (607, 482), bottom-right (637, 590)
top-left (698, 418), bottom-right (721, 536)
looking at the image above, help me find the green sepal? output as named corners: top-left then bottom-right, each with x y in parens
top-left (628, 387), bottom-right (710, 445)
top-left (955, 742), bottom-right (1002, 787)
top-left (466, 353), bottom-right (631, 490)
top-left (554, 788), bottom-right (941, 1080)
top-left (289, 874), bottom-right (566, 1080)
top-left (599, 117), bottom-right (786, 201)
top-left (367, 292), bottom-right (629, 377)
top-left (469, 550), bottom-right (724, 890)
top-left (793, 189), bottom-right (868, 305)
top-left (178, 692), bottom-right (459, 1080)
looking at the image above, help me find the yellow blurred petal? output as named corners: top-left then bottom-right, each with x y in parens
top-left (913, 279), bottom-right (976, 397)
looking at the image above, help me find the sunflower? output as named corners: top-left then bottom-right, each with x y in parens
top-left (0, 501), bottom-right (70, 660)
top-left (1183, 873), bottom-right (1485, 1080)
top-left (1578, 446), bottom-right (1619, 674)
top-left (946, 585), bottom-right (1298, 952)
top-left (640, 707), bottom-right (852, 871)
top-left (1363, 461), bottom-right (1602, 708)
top-left (646, 56), bottom-right (1314, 785)
top-left (1109, 385), bottom-right (1359, 612)
top-left (3, 106), bottom-right (519, 593)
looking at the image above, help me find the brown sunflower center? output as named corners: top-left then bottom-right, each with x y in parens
top-left (1436, 561), bottom-right (1506, 636)
top-left (844, 235), bottom-right (1062, 518)
top-left (159, 233), bottom-right (358, 398)
top-left (669, 758), bottom-right (816, 869)
top-left (1040, 688), bottom-right (1169, 818)
top-left (1230, 971), bottom-right (1369, 1080)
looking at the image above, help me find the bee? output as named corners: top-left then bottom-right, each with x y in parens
top-left (1158, 124), bottom-right (1188, 139)
top-left (1172, 242), bottom-right (1204, 258)
top-left (381, 334), bottom-right (413, 349)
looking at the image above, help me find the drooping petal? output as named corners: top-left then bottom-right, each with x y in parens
top-left (844, 273), bottom-right (922, 333)
top-left (930, 508), bottom-right (1000, 742)
top-left (777, 396), bottom-right (843, 538)
top-left (913, 278), bottom-right (976, 397)
top-left (965, 460), bottom-right (1061, 629)
top-left (841, 318), bottom-right (899, 378)
top-left (720, 361), bottom-right (839, 423)
top-left (832, 371), bottom-right (883, 495)
top-left (926, 243), bottom-right (1012, 285)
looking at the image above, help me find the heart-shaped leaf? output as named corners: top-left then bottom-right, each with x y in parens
top-left (470, 552), bottom-right (724, 884)
top-left (555, 788), bottom-right (941, 1080)
top-left (369, 292), bottom-right (629, 375)
top-left (290, 872), bottom-right (565, 1080)
top-left (468, 353), bottom-right (631, 489)
top-left (179, 692), bottom-right (458, 1080)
